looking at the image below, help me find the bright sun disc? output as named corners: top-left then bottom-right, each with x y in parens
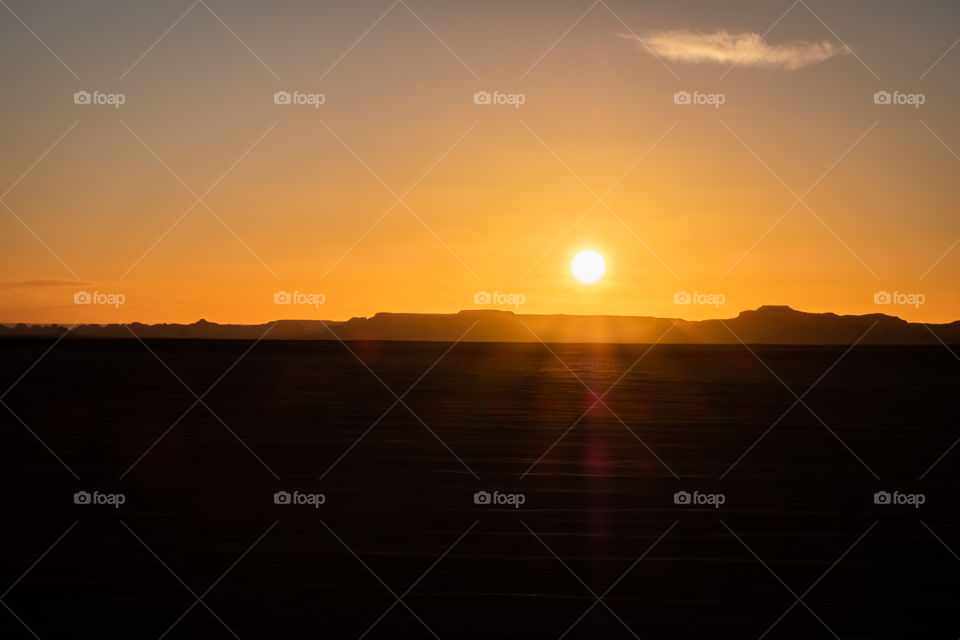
top-left (571, 249), bottom-right (606, 284)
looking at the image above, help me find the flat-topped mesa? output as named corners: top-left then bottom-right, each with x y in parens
top-left (1, 307), bottom-right (957, 344)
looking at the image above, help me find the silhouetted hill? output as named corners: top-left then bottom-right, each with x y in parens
top-left (2, 306), bottom-right (958, 344)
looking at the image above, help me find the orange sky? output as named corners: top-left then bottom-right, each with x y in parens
top-left (1, 0), bottom-right (959, 323)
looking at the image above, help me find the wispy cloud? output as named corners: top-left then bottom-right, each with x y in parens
top-left (0, 279), bottom-right (90, 290)
top-left (626, 29), bottom-right (848, 70)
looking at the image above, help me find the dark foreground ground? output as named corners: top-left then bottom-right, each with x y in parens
top-left (1, 339), bottom-right (958, 638)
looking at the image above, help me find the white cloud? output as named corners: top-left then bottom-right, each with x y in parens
top-left (626, 29), bottom-right (848, 70)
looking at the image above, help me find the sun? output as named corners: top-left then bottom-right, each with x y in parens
top-left (570, 249), bottom-right (606, 285)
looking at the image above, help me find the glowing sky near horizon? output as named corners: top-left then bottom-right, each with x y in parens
top-left (1, 0), bottom-right (959, 324)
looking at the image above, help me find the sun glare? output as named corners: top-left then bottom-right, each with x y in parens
top-left (571, 249), bottom-right (606, 285)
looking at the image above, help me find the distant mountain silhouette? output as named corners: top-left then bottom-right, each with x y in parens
top-left (2, 306), bottom-right (958, 344)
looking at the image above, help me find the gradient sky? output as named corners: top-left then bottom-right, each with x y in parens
top-left (2, 0), bottom-right (959, 323)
